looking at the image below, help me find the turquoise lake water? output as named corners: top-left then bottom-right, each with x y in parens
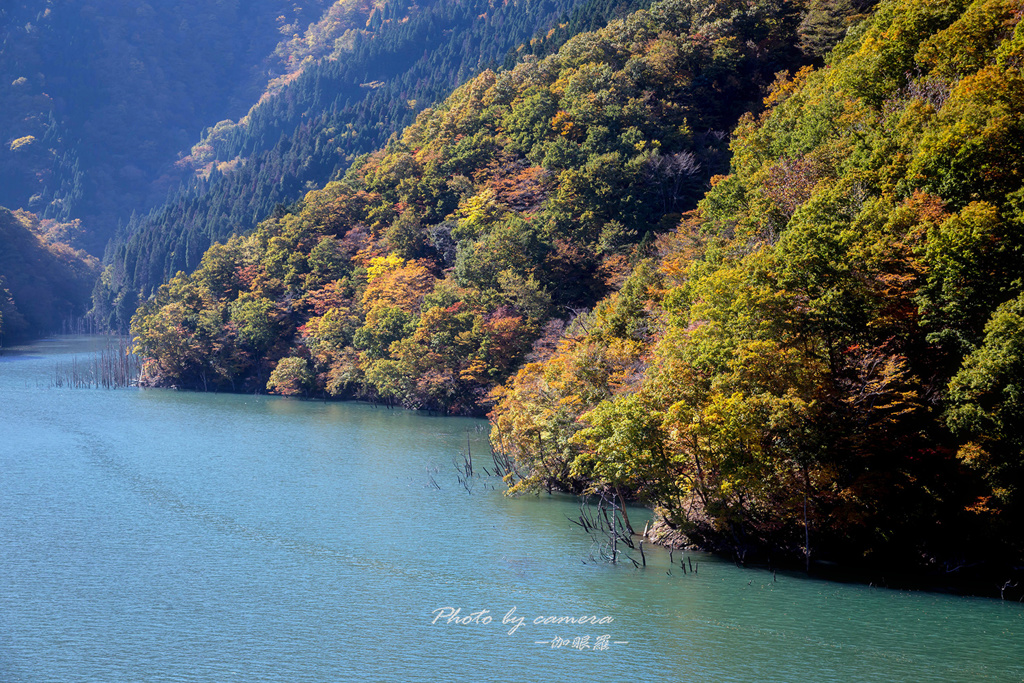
top-left (1, 336), bottom-right (1021, 682)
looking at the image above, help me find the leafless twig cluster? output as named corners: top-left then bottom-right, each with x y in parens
top-left (52, 337), bottom-right (139, 389)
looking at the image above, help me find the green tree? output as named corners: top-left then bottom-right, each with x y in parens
top-left (946, 293), bottom-right (1024, 510)
top-left (229, 293), bottom-right (277, 354)
top-left (267, 356), bottom-right (314, 396)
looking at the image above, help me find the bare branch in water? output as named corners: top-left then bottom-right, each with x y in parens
top-left (52, 337), bottom-right (140, 389)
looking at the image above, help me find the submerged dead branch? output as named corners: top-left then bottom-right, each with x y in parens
top-left (52, 337), bottom-right (140, 389)
top-left (570, 490), bottom-right (639, 566)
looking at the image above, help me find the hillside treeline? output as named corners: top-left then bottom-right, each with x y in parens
top-left (0, 207), bottom-right (99, 342)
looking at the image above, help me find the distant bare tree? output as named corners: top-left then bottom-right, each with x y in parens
top-left (644, 151), bottom-right (702, 214)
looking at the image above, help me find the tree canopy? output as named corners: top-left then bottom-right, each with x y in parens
top-left (128, 0), bottom-right (1024, 584)
top-left (490, 0), bottom-right (1024, 577)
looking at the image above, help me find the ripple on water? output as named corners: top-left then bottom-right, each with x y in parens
top-left (1, 337), bottom-right (1021, 682)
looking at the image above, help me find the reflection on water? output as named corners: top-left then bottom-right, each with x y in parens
top-left (1, 337), bottom-right (1021, 682)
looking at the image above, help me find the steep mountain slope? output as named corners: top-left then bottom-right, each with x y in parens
top-left (0, 0), bottom-right (328, 253)
top-left (130, 0), bottom-right (807, 407)
top-left (491, 0), bottom-right (1024, 587)
top-left (92, 0), bottom-right (659, 331)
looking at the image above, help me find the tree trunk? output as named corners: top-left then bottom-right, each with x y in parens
top-left (615, 485), bottom-right (635, 535)
top-left (803, 463), bottom-right (812, 572)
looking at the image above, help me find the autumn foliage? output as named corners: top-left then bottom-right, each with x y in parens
top-left (132, 0), bottom-right (807, 412)
top-left (492, 0), bottom-right (1024, 577)
top-left (132, 0), bottom-right (1024, 581)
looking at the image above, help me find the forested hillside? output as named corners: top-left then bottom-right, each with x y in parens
top-left (131, 0), bottom-right (1024, 587)
top-left (0, 0), bottom-right (328, 253)
top-left (0, 207), bottom-right (99, 343)
top-left (94, 0), bottom-right (650, 332)
top-left (130, 0), bottom-right (807, 407)
top-left (490, 0), bottom-right (1024, 582)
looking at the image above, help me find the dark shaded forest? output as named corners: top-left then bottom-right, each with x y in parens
top-left (0, 207), bottom-right (99, 342)
top-left (1, 0), bottom-right (330, 253)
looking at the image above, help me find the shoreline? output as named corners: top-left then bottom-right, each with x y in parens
top-left (643, 519), bottom-right (1024, 602)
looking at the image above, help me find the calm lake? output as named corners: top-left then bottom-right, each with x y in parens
top-left (1, 336), bottom-right (1021, 682)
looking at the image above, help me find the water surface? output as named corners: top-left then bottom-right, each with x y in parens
top-left (1, 337), bottom-right (1021, 682)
